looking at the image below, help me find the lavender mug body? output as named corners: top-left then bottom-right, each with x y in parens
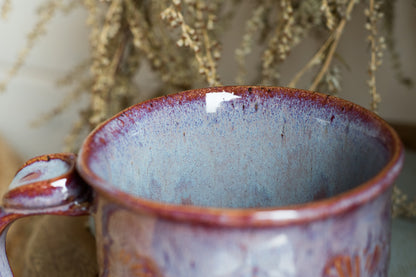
top-left (0, 86), bottom-right (404, 276)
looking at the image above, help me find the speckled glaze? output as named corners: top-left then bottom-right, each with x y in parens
top-left (0, 86), bottom-right (404, 276)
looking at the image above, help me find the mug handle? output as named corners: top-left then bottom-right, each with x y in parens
top-left (0, 153), bottom-right (92, 276)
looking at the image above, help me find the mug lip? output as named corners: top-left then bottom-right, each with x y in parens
top-left (77, 86), bottom-right (404, 227)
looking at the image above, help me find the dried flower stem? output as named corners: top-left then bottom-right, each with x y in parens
top-left (262, 0), bottom-right (294, 85)
top-left (317, 65), bottom-right (342, 95)
top-left (202, 28), bottom-right (219, 85)
top-left (90, 30), bottom-right (131, 127)
top-left (392, 186), bottom-right (416, 218)
top-left (366, 0), bottom-right (385, 112)
top-left (88, 0), bottom-right (128, 127)
top-left (368, 22), bottom-right (378, 109)
top-left (321, 0), bottom-right (335, 31)
top-left (161, 1), bottom-right (221, 86)
top-left (3, 0), bottom-right (415, 220)
top-left (288, 32), bottom-right (335, 88)
top-left (309, 0), bottom-right (356, 91)
top-left (288, 0), bottom-right (356, 90)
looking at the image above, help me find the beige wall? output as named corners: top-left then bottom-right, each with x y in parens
top-left (0, 2), bottom-right (90, 159)
top-left (0, 1), bottom-right (415, 159)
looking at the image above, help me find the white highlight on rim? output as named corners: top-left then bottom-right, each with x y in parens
top-left (206, 91), bottom-right (241, 113)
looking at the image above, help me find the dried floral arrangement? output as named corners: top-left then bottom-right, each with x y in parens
top-left (0, 0), bottom-right (414, 217)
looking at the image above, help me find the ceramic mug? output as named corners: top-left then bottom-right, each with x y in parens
top-left (0, 86), bottom-right (404, 276)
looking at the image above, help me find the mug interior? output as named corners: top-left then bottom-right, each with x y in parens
top-left (82, 87), bottom-right (394, 208)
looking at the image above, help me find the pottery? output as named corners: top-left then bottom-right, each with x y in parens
top-left (0, 86), bottom-right (404, 276)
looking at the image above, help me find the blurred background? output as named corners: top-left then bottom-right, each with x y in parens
top-left (0, 1), bottom-right (415, 160)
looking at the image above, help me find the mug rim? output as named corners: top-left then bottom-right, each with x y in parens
top-left (77, 86), bottom-right (404, 227)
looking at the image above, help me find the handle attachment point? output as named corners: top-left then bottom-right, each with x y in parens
top-left (3, 153), bottom-right (91, 211)
top-left (0, 153), bottom-right (92, 276)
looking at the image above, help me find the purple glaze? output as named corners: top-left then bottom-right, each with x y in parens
top-left (79, 87), bottom-right (402, 224)
top-left (4, 154), bottom-right (91, 210)
top-left (9, 158), bottom-right (70, 190)
top-left (94, 188), bottom-right (392, 276)
top-left (0, 154), bottom-right (91, 276)
top-left (77, 86), bottom-right (403, 276)
top-left (0, 86), bottom-right (404, 276)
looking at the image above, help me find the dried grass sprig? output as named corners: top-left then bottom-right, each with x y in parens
top-left (161, 0), bottom-right (221, 86)
top-left (3, 0), bottom-right (415, 220)
top-left (365, 0), bottom-right (385, 112)
top-left (392, 186), bottom-right (416, 218)
top-left (288, 0), bottom-right (356, 90)
top-left (88, 0), bottom-right (127, 127)
top-left (261, 0), bottom-right (295, 85)
top-left (126, 0), bottom-right (195, 91)
top-left (317, 65), bottom-right (342, 95)
top-left (309, 0), bottom-right (356, 91)
top-left (321, 0), bottom-right (336, 31)
top-left (287, 29), bottom-right (335, 88)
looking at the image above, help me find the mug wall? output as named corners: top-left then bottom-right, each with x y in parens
top-left (94, 185), bottom-right (392, 276)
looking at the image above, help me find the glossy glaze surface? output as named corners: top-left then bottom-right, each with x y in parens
top-left (76, 86), bottom-right (403, 276)
top-left (4, 153), bottom-right (90, 210)
top-left (0, 153), bottom-right (91, 276)
top-left (95, 188), bottom-right (392, 277)
top-left (83, 88), bottom-right (389, 208)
